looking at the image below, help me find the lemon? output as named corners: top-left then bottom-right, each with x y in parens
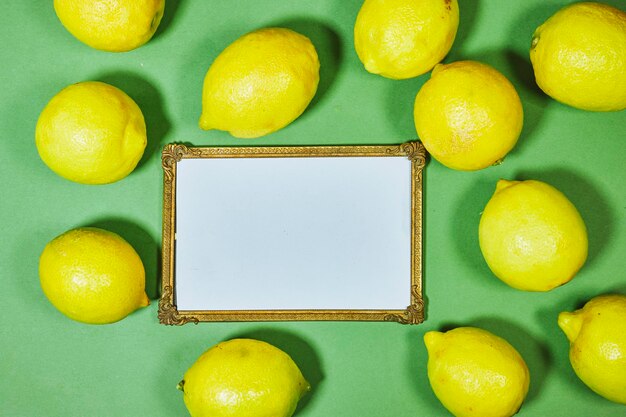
top-left (54, 0), bottom-right (165, 52)
top-left (179, 339), bottom-right (310, 417)
top-left (199, 28), bottom-right (320, 138)
top-left (36, 81), bottom-right (147, 184)
top-left (558, 294), bottom-right (626, 404)
top-left (413, 61), bottom-right (523, 171)
top-left (530, 2), bottom-right (626, 111)
top-left (479, 179), bottom-right (588, 291)
top-left (424, 327), bottom-right (530, 417)
top-left (39, 227), bottom-right (149, 324)
top-left (354, 0), bottom-right (459, 79)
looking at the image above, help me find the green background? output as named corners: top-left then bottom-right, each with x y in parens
top-left (1, 1), bottom-right (625, 415)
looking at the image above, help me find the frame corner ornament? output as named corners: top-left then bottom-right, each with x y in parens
top-left (162, 144), bottom-right (186, 181)
top-left (400, 141), bottom-right (427, 164)
top-left (384, 140), bottom-right (426, 163)
top-left (383, 285), bottom-right (424, 324)
top-left (162, 143), bottom-right (205, 180)
top-left (157, 286), bottom-right (199, 326)
top-left (162, 143), bottom-right (188, 166)
top-left (383, 300), bottom-right (425, 325)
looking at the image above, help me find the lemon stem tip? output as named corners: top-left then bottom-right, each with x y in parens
top-left (140, 292), bottom-right (150, 307)
top-left (531, 35), bottom-right (540, 50)
top-left (431, 63), bottom-right (445, 76)
top-left (558, 311), bottom-right (582, 342)
top-left (495, 179), bottom-right (519, 192)
top-left (424, 331), bottom-right (443, 351)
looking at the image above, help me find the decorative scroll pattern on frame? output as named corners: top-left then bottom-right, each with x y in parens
top-left (158, 286), bottom-right (199, 325)
top-left (383, 285), bottom-right (424, 324)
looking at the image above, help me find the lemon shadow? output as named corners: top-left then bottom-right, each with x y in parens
top-left (404, 328), bottom-right (442, 411)
top-left (450, 178), bottom-right (504, 287)
top-left (505, 2), bottom-right (564, 115)
top-left (507, 3), bottom-right (560, 55)
top-left (96, 72), bottom-right (171, 174)
top-left (504, 2), bottom-right (577, 116)
top-left (515, 168), bottom-right (615, 269)
top-left (152, 0), bottom-right (187, 41)
top-left (385, 76), bottom-right (427, 139)
top-left (505, 2), bottom-right (556, 99)
top-left (448, 0), bottom-right (481, 58)
top-left (86, 217), bottom-right (161, 300)
top-left (230, 328), bottom-right (324, 414)
top-left (270, 18), bottom-right (343, 119)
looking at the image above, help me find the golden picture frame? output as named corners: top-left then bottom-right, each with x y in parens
top-left (158, 141), bottom-right (426, 325)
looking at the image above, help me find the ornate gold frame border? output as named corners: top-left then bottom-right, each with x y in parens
top-left (158, 141), bottom-right (426, 325)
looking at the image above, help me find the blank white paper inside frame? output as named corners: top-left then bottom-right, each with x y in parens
top-left (174, 155), bottom-right (412, 311)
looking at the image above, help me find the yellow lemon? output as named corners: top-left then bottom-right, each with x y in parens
top-left (39, 227), bottom-right (149, 324)
top-left (354, 0), bottom-right (459, 79)
top-left (179, 339), bottom-right (310, 417)
top-left (479, 179), bottom-right (588, 291)
top-left (558, 294), bottom-right (626, 404)
top-left (199, 28), bottom-right (320, 138)
top-left (424, 327), bottom-right (530, 417)
top-left (54, 0), bottom-right (165, 52)
top-left (413, 61), bottom-right (523, 170)
top-left (36, 81), bottom-right (147, 184)
top-left (530, 2), bottom-right (626, 111)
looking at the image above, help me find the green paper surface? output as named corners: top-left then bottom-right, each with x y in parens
top-left (1, 1), bottom-right (625, 416)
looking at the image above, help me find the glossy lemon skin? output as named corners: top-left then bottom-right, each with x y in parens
top-left (35, 81), bottom-right (147, 185)
top-left (54, 0), bottom-right (165, 52)
top-left (559, 294), bottom-right (626, 404)
top-left (479, 180), bottom-right (588, 291)
top-left (424, 327), bottom-right (530, 417)
top-left (354, 0), bottom-right (459, 79)
top-left (199, 28), bottom-right (320, 139)
top-left (39, 227), bottom-right (149, 324)
top-left (530, 2), bottom-right (626, 111)
top-left (181, 339), bottom-right (310, 417)
top-left (413, 61), bottom-right (523, 170)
